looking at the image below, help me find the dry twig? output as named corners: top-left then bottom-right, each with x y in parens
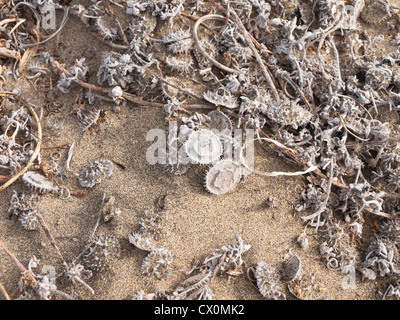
top-left (230, 9), bottom-right (279, 100)
top-left (0, 239), bottom-right (37, 299)
top-left (0, 282), bottom-right (10, 300)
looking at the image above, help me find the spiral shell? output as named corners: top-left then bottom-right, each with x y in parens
top-left (283, 255), bottom-right (302, 280)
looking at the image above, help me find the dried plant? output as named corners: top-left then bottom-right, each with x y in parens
top-left (360, 0), bottom-right (392, 24)
top-left (255, 261), bottom-right (286, 300)
top-left (128, 232), bottom-right (157, 252)
top-left (78, 159), bottom-right (114, 188)
top-left (319, 220), bottom-right (359, 273)
top-left (126, 290), bottom-right (156, 300)
top-left (81, 234), bottom-right (121, 272)
top-left (360, 237), bottom-right (400, 280)
top-left (57, 59), bottom-right (89, 93)
top-left (77, 107), bottom-right (101, 132)
top-left (8, 191), bottom-right (39, 230)
top-left (166, 234), bottom-right (250, 300)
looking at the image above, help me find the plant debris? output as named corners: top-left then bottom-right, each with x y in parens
top-left (2, 0), bottom-right (400, 301)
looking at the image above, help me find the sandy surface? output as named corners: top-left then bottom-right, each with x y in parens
top-left (1, 0), bottom-right (399, 300)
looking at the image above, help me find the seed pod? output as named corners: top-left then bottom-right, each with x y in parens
top-left (184, 129), bottom-right (222, 164)
top-left (205, 160), bottom-right (242, 195)
top-left (77, 107), bottom-right (101, 132)
top-left (102, 195), bottom-right (121, 222)
top-left (18, 211), bottom-right (38, 231)
top-left (203, 88), bottom-right (239, 109)
top-left (360, 1), bottom-right (391, 24)
top-left (165, 55), bottom-right (193, 74)
top-left (162, 28), bottom-right (193, 54)
top-left (22, 171), bottom-right (58, 194)
top-left (96, 16), bottom-right (118, 40)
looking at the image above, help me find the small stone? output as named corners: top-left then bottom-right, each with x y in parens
top-left (264, 196), bottom-right (277, 208)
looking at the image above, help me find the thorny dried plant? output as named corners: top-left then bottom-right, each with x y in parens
top-left (3, 0), bottom-right (400, 300)
top-left (81, 234), bottom-right (121, 272)
top-left (78, 158), bottom-right (114, 188)
top-left (359, 219), bottom-right (400, 281)
top-left (0, 101), bottom-right (38, 177)
top-left (129, 231), bottom-right (157, 252)
top-left (77, 107), bottom-right (101, 132)
top-left (128, 234), bottom-right (250, 299)
top-left (141, 247), bottom-right (174, 279)
top-left (128, 199), bottom-right (173, 279)
top-left (138, 210), bottom-right (170, 240)
top-left (319, 220), bottom-right (359, 273)
top-left (8, 190), bottom-right (39, 230)
top-left (14, 256), bottom-right (73, 300)
top-left (360, 237), bottom-right (400, 279)
top-left (166, 234), bottom-right (251, 300)
top-left (57, 59), bottom-right (89, 94)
